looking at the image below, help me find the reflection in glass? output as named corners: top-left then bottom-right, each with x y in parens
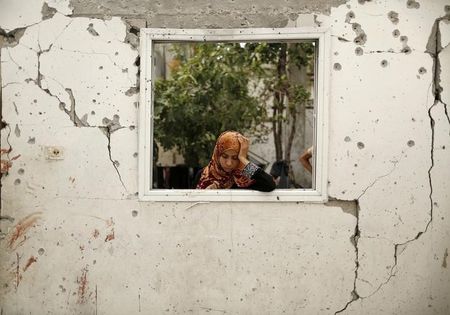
top-left (152, 41), bottom-right (316, 189)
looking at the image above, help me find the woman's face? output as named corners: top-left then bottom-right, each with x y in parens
top-left (219, 149), bottom-right (239, 173)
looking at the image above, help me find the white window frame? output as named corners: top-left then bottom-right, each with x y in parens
top-left (139, 28), bottom-right (330, 202)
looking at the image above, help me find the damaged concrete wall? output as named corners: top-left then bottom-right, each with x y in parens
top-left (0, 0), bottom-right (449, 314)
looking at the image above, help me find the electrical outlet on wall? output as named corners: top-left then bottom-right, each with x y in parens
top-left (44, 146), bottom-right (65, 160)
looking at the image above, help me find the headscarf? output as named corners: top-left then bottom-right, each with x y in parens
top-left (196, 131), bottom-right (255, 189)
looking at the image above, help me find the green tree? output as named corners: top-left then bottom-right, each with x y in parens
top-left (154, 43), bottom-right (266, 166)
top-left (154, 41), bottom-right (314, 178)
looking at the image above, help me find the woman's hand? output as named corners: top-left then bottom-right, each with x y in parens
top-left (205, 181), bottom-right (219, 189)
top-left (237, 135), bottom-right (250, 168)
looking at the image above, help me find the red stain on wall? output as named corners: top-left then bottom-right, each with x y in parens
top-left (15, 253), bottom-right (22, 290)
top-left (104, 229), bottom-right (115, 242)
top-left (77, 266), bottom-right (89, 304)
top-left (23, 256), bottom-right (37, 272)
top-left (7, 212), bottom-right (42, 250)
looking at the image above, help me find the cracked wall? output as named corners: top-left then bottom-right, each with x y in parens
top-left (1, 0), bottom-right (450, 314)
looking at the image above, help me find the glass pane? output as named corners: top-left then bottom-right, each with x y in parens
top-left (152, 41), bottom-right (316, 189)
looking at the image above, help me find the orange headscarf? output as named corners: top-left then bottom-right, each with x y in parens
top-left (196, 131), bottom-right (255, 189)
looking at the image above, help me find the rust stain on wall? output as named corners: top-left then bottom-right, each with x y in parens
top-left (77, 266), bottom-right (89, 304)
top-left (105, 229), bottom-right (115, 242)
top-left (23, 256), bottom-right (37, 272)
top-left (15, 253), bottom-right (22, 290)
top-left (7, 212), bottom-right (43, 250)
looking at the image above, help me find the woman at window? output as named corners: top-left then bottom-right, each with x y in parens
top-left (195, 131), bottom-right (276, 192)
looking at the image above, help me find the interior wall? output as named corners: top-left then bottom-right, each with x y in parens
top-left (0, 0), bottom-right (449, 314)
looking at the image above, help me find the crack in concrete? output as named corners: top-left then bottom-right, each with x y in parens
top-left (334, 15), bottom-right (450, 308)
top-left (348, 12), bottom-right (450, 305)
top-left (357, 157), bottom-right (401, 200)
top-left (98, 126), bottom-right (127, 192)
top-left (335, 201), bottom-right (360, 314)
top-left (0, 28), bottom-right (26, 47)
top-left (64, 88), bottom-right (89, 127)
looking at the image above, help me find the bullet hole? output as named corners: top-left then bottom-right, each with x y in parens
top-left (392, 29), bottom-right (400, 37)
top-left (14, 179), bottom-right (21, 185)
top-left (400, 35), bottom-right (408, 42)
top-left (92, 99), bottom-right (96, 103)
top-left (344, 136), bottom-right (351, 142)
top-left (357, 142), bottom-right (365, 149)
top-left (122, 68), bottom-right (128, 73)
top-left (134, 56), bottom-right (140, 67)
top-left (355, 47), bottom-right (363, 56)
top-left (345, 11), bottom-right (355, 23)
top-left (113, 114), bottom-right (119, 120)
top-left (93, 260), bottom-right (97, 265)
top-left (381, 59), bottom-right (388, 67)
top-left (113, 160), bottom-right (120, 167)
top-left (28, 137), bottom-right (36, 144)
top-left (33, 99), bottom-right (37, 103)
top-left (129, 125), bottom-right (136, 130)
top-left (18, 168), bottom-right (24, 175)
top-left (115, 52), bottom-right (119, 56)
top-left (125, 87), bottom-right (139, 96)
top-left (91, 111), bottom-right (96, 115)
top-left (407, 0), bottom-right (420, 9)
top-left (401, 46), bottom-right (411, 54)
top-left (132, 210), bottom-right (138, 217)
top-left (133, 152), bottom-right (138, 158)
top-left (418, 67), bottom-right (426, 74)
top-left (98, 66), bottom-right (103, 70)
top-left (354, 34), bottom-right (367, 45)
top-left (388, 11), bottom-right (399, 24)
top-left (38, 248), bottom-right (45, 255)
top-left (333, 63), bottom-right (342, 71)
top-left (87, 23), bottom-right (99, 36)
top-left (407, 140), bottom-right (415, 147)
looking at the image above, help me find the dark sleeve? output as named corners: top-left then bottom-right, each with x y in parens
top-left (249, 168), bottom-right (276, 192)
top-left (193, 167), bottom-right (204, 188)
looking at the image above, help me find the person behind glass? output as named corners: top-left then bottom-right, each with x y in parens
top-left (299, 146), bottom-right (313, 174)
top-left (195, 131), bottom-right (276, 192)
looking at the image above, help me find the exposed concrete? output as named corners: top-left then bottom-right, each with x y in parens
top-left (69, 0), bottom-right (348, 27)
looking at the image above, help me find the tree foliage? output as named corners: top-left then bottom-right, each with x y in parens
top-left (154, 41), bottom-right (314, 170)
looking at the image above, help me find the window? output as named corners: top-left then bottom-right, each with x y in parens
top-left (139, 28), bottom-right (330, 202)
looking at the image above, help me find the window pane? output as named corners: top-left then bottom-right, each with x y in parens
top-left (151, 41), bottom-right (316, 189)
